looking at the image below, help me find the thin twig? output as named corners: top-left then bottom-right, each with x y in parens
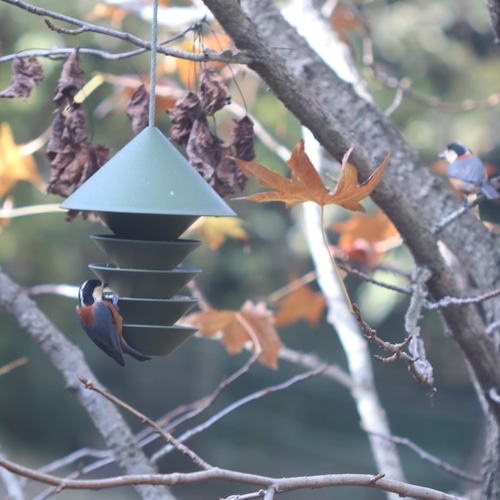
top-left (0, 357), bottom-right (28, 376)
top-left (424, 287), bottom-right (500, 310)
top-left (432, 197), bottom-right (482, 235)
top-left (0, 204), bottom-right (62, 219)
top-left (136, 351), bottom-right (261, 447)
top-left (353, 304), bottom-right (434, 387)
top-left (366, 430), bottom-right (481, 483)
top-left (79, 377), bottom-right (212, 470)
top-left (151, 367), bottom-right (326, 463)
top-left (338, 262), bottom-right (413, 296)
top-left (266, 271), bottom-right (317, 304)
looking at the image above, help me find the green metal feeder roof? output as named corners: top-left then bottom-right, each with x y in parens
top-left (60, 127), bottom-right (236, 217)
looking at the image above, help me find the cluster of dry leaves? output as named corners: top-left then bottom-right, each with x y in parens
top-left (45, 51), bottom-right (111, 220)
top-left (168, 67), bottom-right (254, 197)
top-left (0, 51), bottom-right (113, 220)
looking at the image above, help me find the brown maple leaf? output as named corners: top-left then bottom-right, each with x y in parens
top-left (0, 56), bottom-right (44, 100)
top-left (274, 284), bottom-right (326, 328)
top-left (185, 301), bottom-right (282, 369)
top-left (126, 84), bottom-right (149, 135)
top-left (235, 139), bottom-right (390, 211)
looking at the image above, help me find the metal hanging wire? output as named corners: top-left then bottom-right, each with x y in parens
top-left (148, 0), bottom-right (159, 127)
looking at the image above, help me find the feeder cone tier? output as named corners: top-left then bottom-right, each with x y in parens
top-left (61, 127), bottom-right (236, 358)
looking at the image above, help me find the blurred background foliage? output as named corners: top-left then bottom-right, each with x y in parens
top-left (0, 0), bottom-right (497, 498)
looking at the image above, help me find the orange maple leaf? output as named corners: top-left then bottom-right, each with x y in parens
top-left (188, 216), bottom-right (248, 250)
top-left (331, 209), bottom-right (401, 268)
top-left (185, 301), bottom-right (282, 369)
top-left (235, 139), bottom-right (390, 211)
top-left (274, 284), bottom-right (326, 328)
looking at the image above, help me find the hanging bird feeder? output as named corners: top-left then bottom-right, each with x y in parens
top-left (61, 126), bottom-right (235, 359)
top-left (61, 0), bottom-right (235, 363)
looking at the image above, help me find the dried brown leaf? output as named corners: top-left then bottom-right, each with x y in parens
top-left (0, 56), bottom-right (44, 100)
top-left (46, 113), bottom-right (66, 161)
top-left (126, 84), bottom-right (149, 135)
top-left (46, 106), bottom-right (109, 202)
top-left (186, 115), bottom-right (219, 184)
top-left (199, 67), bottom-right (230, 116)
top-left (168, 92), bottom-right (203, 146)
top-left (53, 50), bottom-right (86, 107)
top-left (47, 142), bottom-right (88, 197)
top-left (62, 105), bottom-right (87, 146)
top-left (229, 116), bottom-right (255, 162)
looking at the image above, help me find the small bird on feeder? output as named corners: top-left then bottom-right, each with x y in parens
top-left (77, 280), bottom-right (151, 366)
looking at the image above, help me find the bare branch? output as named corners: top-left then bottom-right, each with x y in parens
top-left (485, 0), bottom-right (500, 42)
top-left (405, 267), bottom-right (434, 386)
top-left (353, 304), bottom-right (434, 387)
top-left (79, 377), bottom-right (212, 471)
top-left (432, 197), bottom-right (482, 235)
top-left (0, 0), bottom-right (255, 64)
top-left (425, 287), bottom-right (500, 311)
top-left (0, 449), bottom-right (24, 500)
top-left (0, 455), bottom-right (466, 499)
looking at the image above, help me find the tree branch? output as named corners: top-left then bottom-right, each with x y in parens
top-left (0, 455), bottom-right (465, 500)
top-left (485, 0), bottom-right (500, 42)
top-left (0, 0), bottom-right (254, 64)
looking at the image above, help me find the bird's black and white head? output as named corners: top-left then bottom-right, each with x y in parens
top-left (78, 280), bottom-right (104, 307)
top-left (439, 142), bottom-right (471, 163)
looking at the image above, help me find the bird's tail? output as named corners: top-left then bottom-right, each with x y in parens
top-left (481, 182), bottom-right (500, 200)
top-left (122, 343), bottom-right (152, 362)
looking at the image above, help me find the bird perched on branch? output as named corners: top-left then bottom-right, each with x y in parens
top-left (439, 142), bottom-right (500, 200)
top-left (76, 280), bottom-right (151, 366)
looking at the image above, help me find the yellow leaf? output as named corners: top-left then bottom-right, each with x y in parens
top-left (0, 123), bottom-right (44, 198)
top-left (189, 217), bottom-right (248, 250)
